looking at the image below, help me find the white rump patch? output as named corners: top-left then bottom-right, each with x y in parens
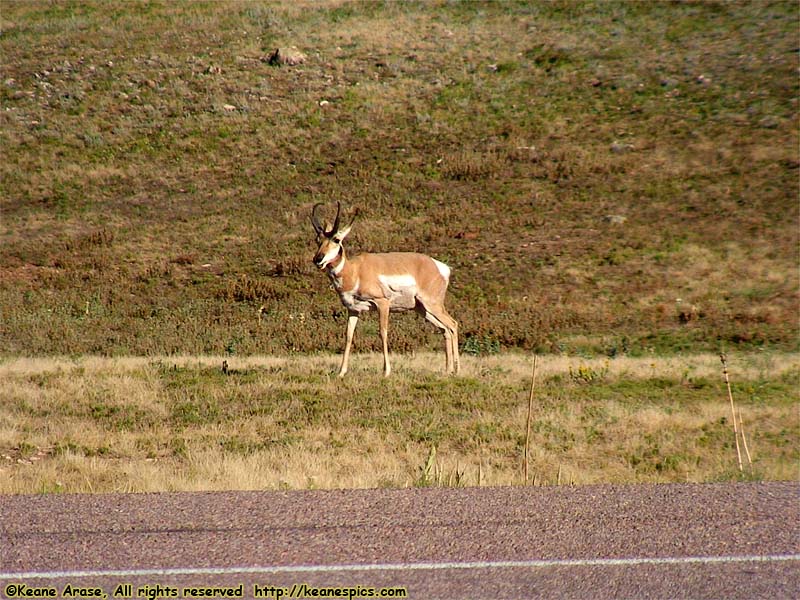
top-left (432, 259), bottom-right (450, 282)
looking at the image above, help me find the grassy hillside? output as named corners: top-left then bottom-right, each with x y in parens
top-left (1, 1), bottom-right (798, 357)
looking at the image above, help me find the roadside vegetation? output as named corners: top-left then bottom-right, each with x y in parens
top-left (1, 353), bottom-right (797, 493)
top-left (0, 2), bottom-right (797, 493)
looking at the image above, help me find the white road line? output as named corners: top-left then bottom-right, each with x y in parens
top-left (1, 554), bottom-right (798, 580)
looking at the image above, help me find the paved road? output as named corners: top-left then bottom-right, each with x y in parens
top-left (1, 482), bottom-right (798, 599)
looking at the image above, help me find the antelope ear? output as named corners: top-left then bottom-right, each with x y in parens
top-left (334, 208), bottom-right (358, 241)
top-left (333, 224), bottom-right (352, 242)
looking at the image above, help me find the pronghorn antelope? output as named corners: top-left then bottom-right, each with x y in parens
top-left (311, 202), bottom-right (459, 377)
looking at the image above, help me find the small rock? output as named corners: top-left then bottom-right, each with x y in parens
top-left (758, 116), bottom-right (780, 129)
top-left (266, 47), bottom-right (307, 66)
top-left (603, 214), bottom-right (627, 225)
top-left (610, 141), bottom-right (634, 154)
top-left (728, 113), bottom-right (748, 125)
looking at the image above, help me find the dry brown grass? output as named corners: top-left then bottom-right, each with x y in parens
top-left (1, 352), bottom-right (796, 494)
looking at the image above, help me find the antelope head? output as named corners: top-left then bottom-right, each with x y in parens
top-left (311, 202), bottom-right (357, 269)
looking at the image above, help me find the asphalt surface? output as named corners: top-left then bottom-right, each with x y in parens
top-left (1, 482), bottom-right (798, 599)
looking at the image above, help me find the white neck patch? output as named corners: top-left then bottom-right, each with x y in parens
top-left (331, 252), bottom-right (346, 276)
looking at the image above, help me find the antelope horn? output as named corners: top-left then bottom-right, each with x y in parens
top-left (311, 203), bottom-right (324, 234)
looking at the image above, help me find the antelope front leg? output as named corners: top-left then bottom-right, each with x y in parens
top-left (375, 299), bottom-right (391, 377)
top-left (339, 312), bottom-right (359, 377)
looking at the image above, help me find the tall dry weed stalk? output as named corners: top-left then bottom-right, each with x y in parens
top-left (524, 354), bottom-right (538, 482)
top-left (720, 353), bottom-right (753, 473)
